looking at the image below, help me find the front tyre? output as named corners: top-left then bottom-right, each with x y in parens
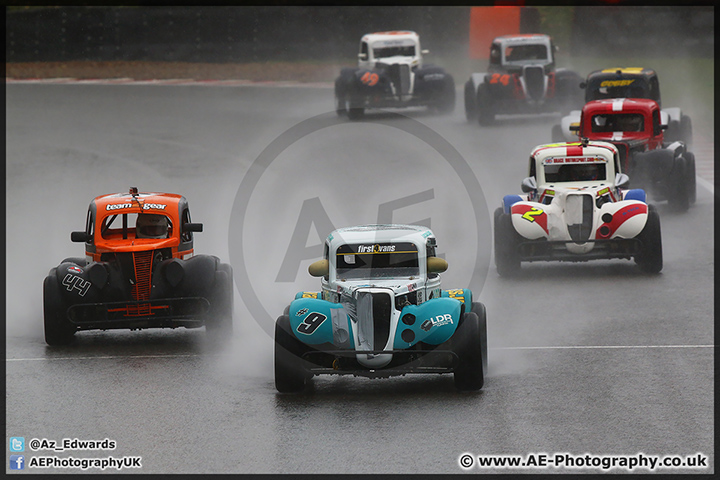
top-left (634, 204), bottom-right (663, 274)
top-left (43, 274), bottom-right (75, 346)
top-left (476, 83), bottom-right (495, 126)
top-left (275, 315), bottom-right (308, 393)
top-left (206, 264), bottom-right (234, 339)
top-left (452, 310), bottom-right (486, 391)
top-left (494, 208), bottom-right (521, 277)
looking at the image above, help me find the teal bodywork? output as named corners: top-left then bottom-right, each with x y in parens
top-left (288, 288), bottom-right (472, 350)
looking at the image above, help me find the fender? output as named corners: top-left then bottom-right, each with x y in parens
top-left (510, 202), bottom-right (549, 239)
top-left (561, 111), bottom-right (581, 141)
top-left (622, 189), bottom-right (647, 203)
top-left (469, 72), bottom-right (487, 92)
top-left (595, 201), bottom-right (648, 239)
top-left (503, 194), bottom-right (523, 214)
top-left (662, 107), bottom-right (681, 124)
top-left (393, 297), bottom-right (462, 348)
top-left (289, 297), bottom-right (354, 348)
top-left (441, 288), bottom-right (473, 308)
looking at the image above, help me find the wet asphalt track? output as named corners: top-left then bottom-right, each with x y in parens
top-left (5, 83), bottom-right (714, 474)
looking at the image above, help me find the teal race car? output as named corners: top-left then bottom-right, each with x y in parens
top-left (274, 224), bottom-right (488, 393)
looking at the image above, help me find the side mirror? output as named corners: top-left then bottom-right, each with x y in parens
top-left (358, 53), bottom-right (368, 61)
top-left (615, 173), bottom-right (630, 188)
top-left (71, 231), bottom-right (91, 243)
top-left (569, 123), bottom-right (580, 133)
top-left (660, 123), bottom-right (668, 130)
top-left (183, 222), bottom-right (203, 233)
top-left (521, 176), bottom-right (537, 193)
top-left (421, 49), bottom-right (429, 55)
top-left (308, 259), bottom-right (329, 277)
top-left (579, 81), bottom-right (587, 89)
top-left (427, 256), bottom-right (448, 274)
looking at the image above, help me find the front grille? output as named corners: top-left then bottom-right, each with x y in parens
top-left (355, 290), bottom-right (393, 351)
top-left (565, 194), bottom-right (594, 243)
top-left (523, 65), bottom-right (545, 101)
top-left (128, 251), bottom-right (153, 316)
top-left (388, 64), bottom-right (411, 97)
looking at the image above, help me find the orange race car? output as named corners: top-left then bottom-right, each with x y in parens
top-left (43, 187), bottom-right (233, 345)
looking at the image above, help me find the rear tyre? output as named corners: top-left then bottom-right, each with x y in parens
top-left (494, 208), bottom-right (521, 277)
top-left (464, 80), bottom-right (477, 122)
top-left (634, 204), bottom-right (663, 274)
top-left (476, 83), bottom-right (495, 126)
top-left (669, 155), bottom-right (690, 212)
top-left (43, 274), bottom-right (75, 346)
top-left (684, 152), bottom-right (697, 205)
top-left (470, 302), bottom-right (488, 375)
top-left (275, 315), bottom-right (308, 393)
top-left (433, 75), bottom-right (456, 114)
top-left (452, 310), bottom-right (486, 391)
top-left (680, 114), bottom-right (693, 148)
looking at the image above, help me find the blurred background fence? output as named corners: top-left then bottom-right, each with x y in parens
top-left (6, 6), bottom-right (714, 64)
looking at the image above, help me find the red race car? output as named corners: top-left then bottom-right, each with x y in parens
top-left (571, 98), bottom-right (695, 211)
top-left (43, 187), bottom-right (233, 345)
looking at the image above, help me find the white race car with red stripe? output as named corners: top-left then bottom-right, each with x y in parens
top-left (494, 140), bottom-right (663, 275)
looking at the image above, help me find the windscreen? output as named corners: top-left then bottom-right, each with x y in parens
top-left (543, 157), bottom-right (608, 183)
top-left (588, 78), bottom-right (650, 101)
top-left (373, 45), bottom-right (415, 58)
top-left (100, 212), bottom-right (172, 239)
top-left (504, 44), bottom-right (549, 63)
top-left (335, 242), bottom-right (419, 279)
top-left (591, 113), bottom-right (644, 133)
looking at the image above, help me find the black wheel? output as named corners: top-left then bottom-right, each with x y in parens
top-left (669, 155), bottom-right (690, 212)
top-left (464, 79), bottom-right (476, 122)
top-left (634, 204), bottom-right (663, 274)
top-left (334, 82), bottom-right (347, 116)
top-left (680, 115), bottom-right (693, 148)
top-left (685, 152), bottom-right (697, 204)
top-left (452, 310), bottom-right (486, 391)
top-left (347, 106), bottom-right (364, 120)
top-left (476, 83), bottom-right (495, 126)
top-left (433, 75), bottom-right (455, 114)
top-left (206, 264), bottom-right (234, 338)
top-left (274, 315), bottom-right (309, 393)
top-left (470, 302), bottom-right (488, 374)
top-left (43, 274), bottom-right (75, 346)
top-left (494, 208), bottom-right (521, 277)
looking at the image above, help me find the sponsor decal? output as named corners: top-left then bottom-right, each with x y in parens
top-left (446, 289), bottom-right (465, 303)
top-left (357, 244), bottom-right (396, 254)
top-left (600, 79), bottom-right (635, 88)
top-left (68, 266), bottom-right (84, 274)
top-left (427, 314), bottom-right (454, 328)
top-left (106, 203), bottom-right (132, 211)
top-left (423, 73), bottom-right (445, 81)
top-left (143, 203), bottom-right (167, 210)
top-left (544, 156), bottom-right (606, 164)
top-left (301, 292), bottom-right (319, 299)
top-left (296, 308), bottom-right (309, 316)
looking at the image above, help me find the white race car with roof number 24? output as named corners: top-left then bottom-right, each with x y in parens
top-left (274, 225), bottom-right (487, 393)
top-left (494, 140), bottom-right (662, 276)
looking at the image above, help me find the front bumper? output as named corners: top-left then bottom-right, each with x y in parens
top-left (517, 238), bottom-right (641, 262)
top-left (65, 297), bottom-right (210, 331)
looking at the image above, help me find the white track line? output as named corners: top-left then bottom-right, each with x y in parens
top-left (494, 344), bottom-right (714, 351)
top-left (6, 344), bottom-right (714, 363)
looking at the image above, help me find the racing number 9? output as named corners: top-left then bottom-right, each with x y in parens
top-left (361, 72), bottom-right (379, 87)
top-left (297, 312), bottom-right (327, 335)
top-left (522, 207), bottom-right (544, 223)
